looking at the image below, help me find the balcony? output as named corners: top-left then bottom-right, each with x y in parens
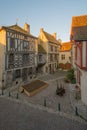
top-left (38, 59), bottom-right (46, 67)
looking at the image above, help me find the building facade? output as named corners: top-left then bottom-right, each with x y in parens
top-left (37, 44), bottom-right (47, 73)
top-left (38, 28), bottom-right (60, 73)
top-left (70, 15), bottom-right (87, 105)
top-left (0, 23), bottom-right (37, 89)
top-left (59, 42), bottom-right (72, 70)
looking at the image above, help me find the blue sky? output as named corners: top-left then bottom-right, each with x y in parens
top-left (0, 0), bottom-right (87, 42)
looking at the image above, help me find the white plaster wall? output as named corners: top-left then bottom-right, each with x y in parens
top-left (59, 51), bottom-right (71, 64)
top-left (82, 41), bottom-right (86, 67)
top-left (81, 70), bottom-right (87, 105)
top-left (0, 43), bottom-right (5, 88)
top-left (72, 44), bottom-right (76, 68)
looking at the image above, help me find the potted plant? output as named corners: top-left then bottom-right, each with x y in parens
top-left (56, 83), bottom-right (65, 96)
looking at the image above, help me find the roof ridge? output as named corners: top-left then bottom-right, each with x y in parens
top-left (72, 14), bottom-right (87, 18)
top-left (43, 30), bottom-right (54, 38)
top-left (6, 24), bottom-right (37, 38)
top-left (43, 30), bottom-right (59, 44)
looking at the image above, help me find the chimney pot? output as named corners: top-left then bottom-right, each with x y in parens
top-left (24, 23), bottom-right (30, 33)
top-left (53, 32), bottom-right (57, 39)
top-left (40, 28), bottom-right (44, 32)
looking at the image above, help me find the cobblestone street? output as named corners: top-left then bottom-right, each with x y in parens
top-left (0, 97), bottom-right (87, 130)
top-left (0, 70), bottom-right (87, 121)
top-left (0, 70), bottom-right (87, 130)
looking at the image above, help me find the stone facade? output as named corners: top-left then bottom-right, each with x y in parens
top-left (0, 23), bottom-right (37, 89)
top-left (59, 42), bottom-right (72, 70)
top-left (38, 28), bottom-right (60, 73)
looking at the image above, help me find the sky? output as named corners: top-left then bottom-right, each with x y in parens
top-left (0, 0), bottom-right (87, 42)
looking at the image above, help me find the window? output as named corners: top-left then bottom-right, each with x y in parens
top-left (23, 54), bottom-right (29, 65)
top-left (50, 54), bottom-right (53, 61)
top-left (39, 55), bottom-right (42, 62)
top-left (10, 38), bottom-right (15, 49)
top-left (8, 54), bottom-right (14, 68)
top-left (23, 41), bottom-right (28, 49)
top-left (9, 54), bottom-right (14, 62)
top-left (55, 54), bottom-right (57, 60)
top-left (51, 45), bottom-right (53, 51)
top-left (61, 54), bottom-right (65, 60)
top-left (55, 47), bottom-right (57, 52)
top-left (15, 69), bottom-right (21, 78)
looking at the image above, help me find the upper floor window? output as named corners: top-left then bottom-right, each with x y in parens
top-left (15, 69), bottom-right (21, 78)
top-left (9, 53), bottom-right (14, 62)
top-left (23, 41), bottom-right (28, 49)
top-left (10, 38), bottom-right (15, 49)
top-left (55, 47), bottom-right (57, 52)
top-left (51, 45), bottom-right (53, 52)
top-left (61, 54), bottom-right (65, 60)
top-left (50, 54), bottom-right (53, 61)
top-left (39, 55), bottom-right (42, 62)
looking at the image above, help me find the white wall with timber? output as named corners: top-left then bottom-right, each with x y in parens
top-left (81, 70), bottom-right (87, 105)
top-left (82, 41), bottom-right (86, 67)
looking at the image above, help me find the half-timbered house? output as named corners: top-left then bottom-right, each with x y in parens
top-left (70, 15), bottom-right (87, 105)
top-left (0, 23), bottom-right (37, 89)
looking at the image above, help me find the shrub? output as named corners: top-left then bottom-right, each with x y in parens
top-left (67, 68), bottom-right (76, 84)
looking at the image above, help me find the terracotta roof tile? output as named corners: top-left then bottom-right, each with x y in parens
top-left (72, 15), bottom-right (87, 27)
top-left (60, 42), bottom-right (72, 52)
top-left (70, 15), bottom-right (87, 40)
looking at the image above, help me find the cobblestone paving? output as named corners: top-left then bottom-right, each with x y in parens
top-left (0, 70), bottom-right (87, 122)
top-left (0, 97), bottom-right (87, 130)
top-left (69, 84), bottom-right (87, 120)
top-left (19, 70), bottom-right (75, 115)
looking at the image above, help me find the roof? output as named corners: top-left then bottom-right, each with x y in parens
top-left (71, 15), bottom-right (87, 27)
top-left (38, 44), bottom-right (46, 53)
top-left (73, 26), bottom-right (87, 40)
top-left (1, 24), bottom-right (37, 38)
top-left (70, 15), bottom-right (87, 40)
top-left (43, 31), bottom-right (59, 44)
top-left (60, 42), bottom-right (72, 52)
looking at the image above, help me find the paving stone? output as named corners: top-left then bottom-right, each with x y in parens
top-left (0, 97), bottom-right (87, 130)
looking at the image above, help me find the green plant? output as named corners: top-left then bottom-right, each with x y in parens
top-left (67, 68), bottom-right (76, 83)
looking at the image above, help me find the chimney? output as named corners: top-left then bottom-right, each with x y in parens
top-left (24, 23), bottom-right (30, 33)
top-left (53, 32), bottom-right (57, 39)
top-left (40, 28), bottom-right (44, 33)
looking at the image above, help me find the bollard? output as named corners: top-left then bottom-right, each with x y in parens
top-left (75, 107), bottom-right (78, 116)
top-left (44, 99), bottom-right (46, 107)
top-left (58, 103), bottom-right (61, 111)
top-left (16, 93), bottom-right (19, 99)
top-left (9, 92), bottom-right (11, 97)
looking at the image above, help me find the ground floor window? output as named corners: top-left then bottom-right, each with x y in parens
top-left (15, 69), bottom-right (21, 78)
